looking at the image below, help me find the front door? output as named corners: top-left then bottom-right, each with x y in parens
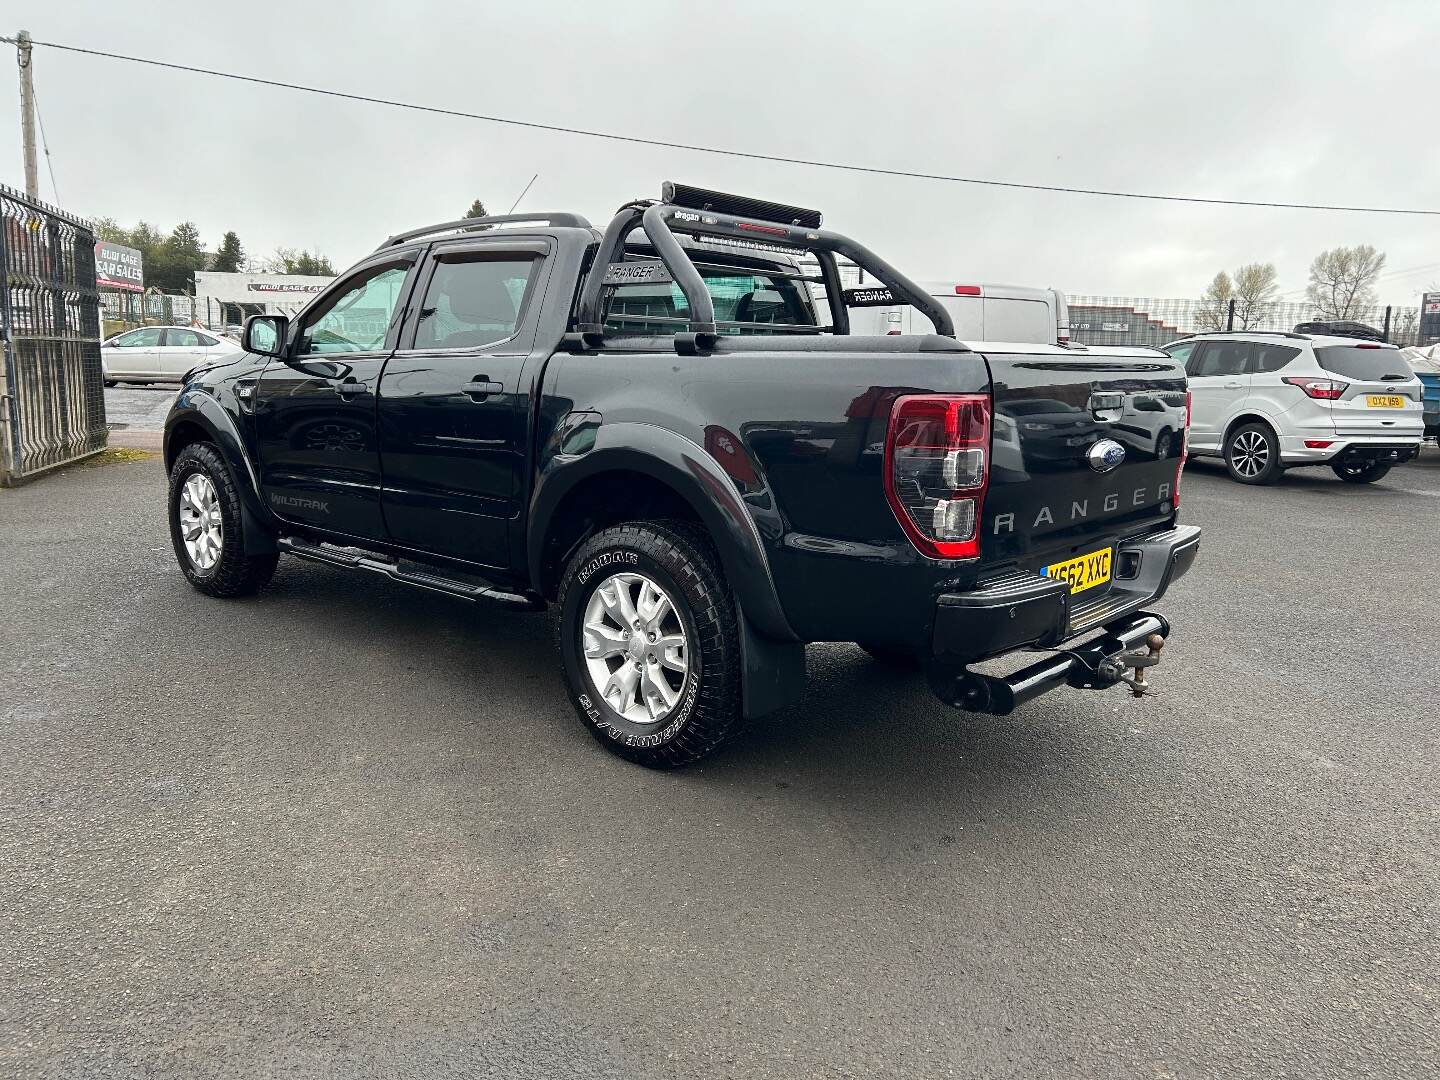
top-left (1183, 341), bottom-right (1253, 452)
top-left (106, 326), bottom-right (163, 379)
top-left (253, 254), bottom-right (419, 540)
top-left (378, 238), bottom-right (551, 567)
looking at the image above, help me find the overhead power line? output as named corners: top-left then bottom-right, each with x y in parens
top-left (16, 36), bottom-right (1440, 218)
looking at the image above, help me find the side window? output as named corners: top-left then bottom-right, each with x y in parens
top-left (165, 329), bottom-right (203, 348)
top-left (298, 263), bottom-right (411, 355)
top-left (1164, 341), bottom-right (1199, 373)
top-left (1191, 342), bottom-right (1251, 378)
top-left (1252, 343), bottom-right (1300, 373)
top-left (115, 327), bottom-right (163, 348)
top-left (414, 257), bottom-right (538, 350)
top-left (196, 333), bottom-right (220, 347)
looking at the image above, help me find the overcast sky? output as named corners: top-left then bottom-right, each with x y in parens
top-left (4, 0), bottom-right (1437, 301)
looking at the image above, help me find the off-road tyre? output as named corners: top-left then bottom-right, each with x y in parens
top-left (1224, 422), bottom-right (1283, 485)
top-left (554, 520), bottom-right (743, 768)
top-left (1331, 460), bottom-right (1392, 484)
top-left (168, 442), bottom-right (279, 597)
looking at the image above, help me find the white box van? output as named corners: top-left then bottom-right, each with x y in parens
top-left (842, 281), bottom-right (1071, 346)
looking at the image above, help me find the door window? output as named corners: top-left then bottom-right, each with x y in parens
top-left (1190, 342), bottom-right (1251, 378)
top-left (164, 328), bottom-right (204, 348)
top-left (298, 263), bottom-right (411, 355)
top-left (414, 257), bottom-right (538, 349)
top-left (114, 327), bottom-right (163, 348)
top-left (1251, 343), bottom-right (1300, 373)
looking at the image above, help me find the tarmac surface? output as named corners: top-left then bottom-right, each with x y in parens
top-left (3, 441), bottom-right (1438, 1078)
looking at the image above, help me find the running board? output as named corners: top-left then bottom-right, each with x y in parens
top-left (277, 537), bottom-right (545, 610)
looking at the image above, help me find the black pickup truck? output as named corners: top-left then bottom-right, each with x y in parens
top-left (163, 183), bottom-right (1200, 766)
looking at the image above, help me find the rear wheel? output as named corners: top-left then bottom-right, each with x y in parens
top-left (555, 521), bottom-right (743, 768)
top-left (1331, 460), bottom-right (1392, 484)
top-left (1224, 422), bottom-right (1282, 485)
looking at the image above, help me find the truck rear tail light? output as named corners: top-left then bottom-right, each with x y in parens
top-left (1283, 376), bottom-right (1345, 400)
top-left (1174, 390), bottom-right (1191, 510)
top-left (884, 394), bottom-right (991, 559)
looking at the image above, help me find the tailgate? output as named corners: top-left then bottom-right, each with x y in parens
top-left (983, 351), bottom-right (1187, 569)
top-left (1315, 344), bottom-right (1425, 437)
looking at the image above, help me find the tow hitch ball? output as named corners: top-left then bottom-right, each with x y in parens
top-left (1096, 633), bottom-right (1166, 697)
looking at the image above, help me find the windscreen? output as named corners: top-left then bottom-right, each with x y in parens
top-left (606, 264), bottom-right (817, 337)
top-left (1314, 346), bottom-right (1411, 381)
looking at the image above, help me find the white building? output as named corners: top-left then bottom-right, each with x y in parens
top-left (193, 271), bottom-right (335, 329)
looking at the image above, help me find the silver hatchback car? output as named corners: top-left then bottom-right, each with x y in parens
top-left (1162, 332), bottom-right (1424, 484)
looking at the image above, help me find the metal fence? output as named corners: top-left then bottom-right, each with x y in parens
top-left (1068, 296), bottom-right (1425, 349)
top-left (0, 185), bottom-right (106, 485)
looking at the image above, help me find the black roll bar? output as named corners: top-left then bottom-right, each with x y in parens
top-left (573, 193), bottom-right (955, 350)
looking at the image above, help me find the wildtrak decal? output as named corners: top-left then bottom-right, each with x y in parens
top-left (268, 492), bottom-right (330, 513)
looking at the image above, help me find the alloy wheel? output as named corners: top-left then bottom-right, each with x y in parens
top-left (581, 571), bottom-right (688, 724)
top-left (1230, 429), bottom-right (1269, 478)
top-left (178, 473), bottom-right (223, 570)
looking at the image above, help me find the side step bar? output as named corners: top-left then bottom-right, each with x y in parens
top-left (277, 537), bottom-right (545, 611)
top-left (930, 611), bottom-right (1171, 716)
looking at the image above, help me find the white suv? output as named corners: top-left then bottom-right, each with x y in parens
top-left (1162, 332), bottom-right (1424, 485)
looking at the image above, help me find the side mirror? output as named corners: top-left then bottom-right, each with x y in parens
top-left (243, 314), bottom-right (289, 358)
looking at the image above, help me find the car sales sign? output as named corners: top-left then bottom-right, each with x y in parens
top-left (95, 242), bottom-right (144, 292)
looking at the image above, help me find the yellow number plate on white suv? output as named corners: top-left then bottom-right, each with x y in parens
top-left (1366, 394), bottom-right (1406, 408)
top-left (1042, 548), bottom-right (1113, 595)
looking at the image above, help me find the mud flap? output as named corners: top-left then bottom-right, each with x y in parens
top-left (739, 610), bottom-right (806, 719)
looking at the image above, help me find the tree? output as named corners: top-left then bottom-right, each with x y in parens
top-left (1306, 245), bottom-right (1386, 319)
top-left (212, 231), bottom-right (244, 273)
top-left (1230, 262), bottom-right (1279, 329)
top-left (143, 221), bottom-right (207, 292)
top-left (1196, 270), bottom-right (1233, 331)
top-left (462, 197), bottom-right (491, 231)
top-left (262, 247), bottom-right (336, 276)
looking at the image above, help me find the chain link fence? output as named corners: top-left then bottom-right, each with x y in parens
top-left (1067, 296), bottom-right (1423, 349)
top-left (1, 184), bottom-right (106, 484)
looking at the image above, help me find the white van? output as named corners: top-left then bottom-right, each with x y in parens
top-left (843, 281), bottom-right (1071, 345)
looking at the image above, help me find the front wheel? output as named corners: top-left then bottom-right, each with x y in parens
top-left (555, 521), bottom-right (743, 768)
top-left (1331, 460), bottom-right (1392, 484)
top-left (168, 442), bottom-right (278, 597)
top-left (1224, 423), bottom-right (1282, 485)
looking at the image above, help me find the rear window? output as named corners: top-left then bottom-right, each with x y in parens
top-left (606, 263), bottom-right (817, 337)
top-left (1314, 346), bottom-right (1411, 381)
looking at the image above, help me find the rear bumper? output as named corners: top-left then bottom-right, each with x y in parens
top-left (927, 524), bottom-right (1200, 711)
top-left (930, 524), bottom-right (1200, 668)
top-left (1278, 434), bottom-right (1423, 465)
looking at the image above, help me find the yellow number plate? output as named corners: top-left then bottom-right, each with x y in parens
top-left (1042, 548), bottom-right (1113, 595)
top-left (1367, 395), bottom-right (1406, 408)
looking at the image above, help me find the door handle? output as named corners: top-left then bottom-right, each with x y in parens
top-left (463, 378), bottom-right (504, 401)
top-left (1223, 381), bottom-right (1243, 389)
top-left (334, 376), bottom-right (366, 399)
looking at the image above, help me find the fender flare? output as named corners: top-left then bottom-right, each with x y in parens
top-left (163, 388), bottom-right (279, 554)
top-left (528, 421), bottom-right (798, 642)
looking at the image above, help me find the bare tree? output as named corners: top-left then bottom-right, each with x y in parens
top-left (1231, 262), bottom-right (1279, 329)
top-left (1196, 270), bottom-right (1233, 331)
top-left (1305, 245), bottom-right (1386, 319)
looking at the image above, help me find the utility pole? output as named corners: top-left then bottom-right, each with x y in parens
top-left (16, 29), bottom-right (39, 199)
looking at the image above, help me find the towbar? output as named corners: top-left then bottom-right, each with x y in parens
top-left (931, 611), bottom-right (1173, 716)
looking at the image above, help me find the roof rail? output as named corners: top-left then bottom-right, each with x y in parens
top-left (376, 212), bottom-right (592, 250)
top-left (1184, 330), bottom-right (1310, 340)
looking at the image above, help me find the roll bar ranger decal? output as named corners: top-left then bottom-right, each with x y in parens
top-left (993, 483), bottom-right (1171, 534)
top-left (842, 286), bottom-right (900, 307)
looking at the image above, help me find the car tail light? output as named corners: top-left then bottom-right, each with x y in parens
top-left (884, 394), bottom-right (991, 559)
top-left (1173, 390), bottom-right (1191, 510)
top-left (1283, 376), bottom-right (1345, 400)
top-left (953, 285), bottom-right (982, 296)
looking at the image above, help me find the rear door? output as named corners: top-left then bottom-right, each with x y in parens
top-left (981, 292), bottom-right (1055, 344)
top-left (378, 237), bottom-right (552, 568)
top-left (1183, 341), bottom-right (1252, 450)
top-left (158, 328), bottom-right (207, 378)
top-left (1314, 344), bottom-right (1425, 438)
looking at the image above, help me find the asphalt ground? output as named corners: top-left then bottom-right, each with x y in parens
top-left (2, 440), bottom-right (1439, 1079)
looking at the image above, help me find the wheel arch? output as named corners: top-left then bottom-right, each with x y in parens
top-left (1222, 412), bottom-right (1279, 448)
top-left (530, 422), bottom-right (797, 642)
top-left (164, 389), bottom-right (279, 553)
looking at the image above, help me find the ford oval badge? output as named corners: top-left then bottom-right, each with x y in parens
top-left (1088, 439), bottom-right (1127, 473)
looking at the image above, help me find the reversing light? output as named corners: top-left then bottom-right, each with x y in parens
top-left (884, 394), bottom-right (992, 559)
